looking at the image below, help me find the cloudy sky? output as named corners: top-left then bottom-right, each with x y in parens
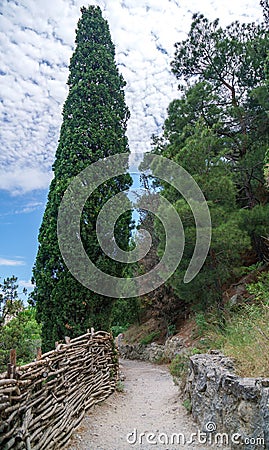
top-left (0, 0), bottom-right (263, 295)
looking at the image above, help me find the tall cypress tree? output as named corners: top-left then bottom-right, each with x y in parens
top-left (31, 6), bottom-right (132, 351)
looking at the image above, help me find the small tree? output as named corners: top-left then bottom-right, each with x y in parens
top-left (0, 307), bottom-right (41, 372)
top-left (0, 276), bottom-right (25, 327)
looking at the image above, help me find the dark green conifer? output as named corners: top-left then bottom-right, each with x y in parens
top-left (31, 6), bottom-right (131, 351)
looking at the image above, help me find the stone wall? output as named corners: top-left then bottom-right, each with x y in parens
top-left (118, 335), bottom-right (186, 362)
top-left (185, 352), bottom-right (269, 450)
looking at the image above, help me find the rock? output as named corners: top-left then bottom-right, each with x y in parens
top-left (185, 353), bottom-right (268, 450)
top-left (118, 335), bottom-right (187, 362)
top-left (164, 336), bottom-right (185, 359)
top-left (229, 294), bottom-right (238, 306)
top-left (238, 400), bottom-right (254, 422)
top-left (261, 379), bottom-right (269, 388)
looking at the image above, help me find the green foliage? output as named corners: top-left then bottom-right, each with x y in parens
top-left (0, 276), bottom-right (25, 327)
top-left (116, 380), bottom-right (125, 392)
top-left (171, 12), bottom-right (269, 208)
top-left (135, 204), bottom-right (183, 330)
top-left (110, 297), bottom-right (141, 332)
top-left (110, 324), bottom-right (130, 338)
top-left (239, 205), bottom-right (269, 259)
top-left (207, 300), bottom-right (269, 377)
top-left (31, 6), bottom-right (132, 352)
top-left (169, 348), bottom-right (202, 383)
top-left (265, 147), bottom-right (269, 188)
top-left (171, 13), bottom-right (268, 101)
top-left (246, 271), bottom-right (269, 302)
top-left (155, 121), bottom-right (251, 309)
top-left (169, 354), bottom-right (188, 379)
top-left (240, 261), bottom-right (264, 275)
top-left (182, 399), bottom-right (192, 413)
top-left (0, 307), bottom-right (41, 372)
top-left (167, 324), bottom-right (176, 337)
top-left (195, 312), bottom-right (209, 336)
top-left (148, 9), bottom-right (269, 315)
top-left (190, 270), bottom-right (269, 376)
top-left (140, 331), bottom-right (160, 346)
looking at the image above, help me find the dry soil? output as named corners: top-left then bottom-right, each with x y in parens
top-left (66, 359), bottom-right (214, 450)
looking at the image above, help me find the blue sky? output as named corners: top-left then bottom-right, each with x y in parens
top-left (0, 0), bottom-right (263, 297)
top-left (0, 190), bottom-right (47, 292)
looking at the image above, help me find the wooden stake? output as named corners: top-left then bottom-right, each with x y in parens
top-left (10, 349), bottom-right (16, 366)
top-left (36, 348), bottom-right (42, 361)
top-left (7, 349), bottom-right (16, 379)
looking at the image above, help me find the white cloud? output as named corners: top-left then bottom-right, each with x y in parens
top-left (0, 166), bottom-right (53, 196)
top-left (0, 0), bottom-right (263, 193)
top-left (16, 201), bottom-right (44, 215)
top-left (19, 279), bottom-right (35, 289)
top-left (0, 258), bottom-right (26, 267)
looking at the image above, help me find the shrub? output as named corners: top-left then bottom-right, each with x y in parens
top-left (140, 331), bottom-right (160, 346)
top-left (169, 353), bottom-right (189, 379)
top-left (0, 307), bottom-right (41, 372)
top-left (110, 324), bottom-right (130, 338)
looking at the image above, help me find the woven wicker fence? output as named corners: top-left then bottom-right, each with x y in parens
top-left (0, 330), bottom-right (118, 449)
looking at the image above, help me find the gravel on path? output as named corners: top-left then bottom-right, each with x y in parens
top-left (66, 359), bottom-right (218, 450)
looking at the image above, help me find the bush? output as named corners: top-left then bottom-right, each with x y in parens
top-left (169, 353), bottom-right (189, 379)
top-left (110, 324), bottom-right (130, 338)
top-left (195, 312), bottom-right (209, 336)
top-left (247, 271), bottom-right (269, 303)
top-left (169, 348), bottom-right (203, 389)
top-left (0, 307), bottom-right (41, 373)
top-left (140, 331), bottom-right (160, 346)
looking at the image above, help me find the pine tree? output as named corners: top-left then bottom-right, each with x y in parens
top-left (171, 12), bottom-right (269, 208)
top-left (154, 121), bottom-right (251, 311)
top-left (31, 6), bottom-right (132, 351)
top-left (149, 7), bottom-right (269, 313)
top-left (0, 276), bottom-right (24, 327)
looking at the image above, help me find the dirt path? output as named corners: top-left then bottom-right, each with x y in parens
top-left (67, 359), bottom-right (211, 450)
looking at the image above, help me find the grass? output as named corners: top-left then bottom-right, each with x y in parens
top-left (110, 324), bottom-right (130, 338)
top-left (169, 348), bottom-right (202, 389)
top-left (169, 353), bottom-right (189, 379)
top-left (169, 271), bottom-right (269, 379)
top-left (140, 331), bottom-right (161, 346)
top-left (116, 380), bottom-right (125, 392)
top-left (207, 302), bottom-right (269, 377)
top-left (123, 318), bottom-right (163, 344)
top-left (180, 272), bottom-right (269, 378)
top-left (182, 398), bottom-right (192, 413)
